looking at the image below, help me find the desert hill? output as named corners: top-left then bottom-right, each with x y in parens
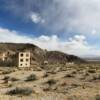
top-left (45, 51), bottom-right (85, 64)
top-left (0, 43), bottom-right (85, 66)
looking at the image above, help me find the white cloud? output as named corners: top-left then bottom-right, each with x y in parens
top-left (4, 0), bottom-right (100, 36)
top-left (30, 12), bottom-right (45, 24)
top-left (0, 27), bottom-right (33, 43)
top-left (33, 34), bottom-right (100, 57)
top-left (36, 0), bottom-right (100, 36)
top-left (91, 29), bottom-right (97, 35)
top-left (0, 27), bottom-right (100, 57)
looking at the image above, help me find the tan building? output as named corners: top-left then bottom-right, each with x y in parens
top-left (0, 52), bottom-right (9, 61)
top-left (18, 52), bottom-right (31, 67)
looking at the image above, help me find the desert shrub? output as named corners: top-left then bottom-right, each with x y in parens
top-left (6, 87), bottom-right (33, 96)
top-left (88, 69), bottom-right (96, 73)
top-left (67, 95), bottom-right (78, 100)
top-left (10, 77), bottom-right (19, 81)
top-left (95, 94), bottom-right (100, 100)
top-left (25, 74), bottom-right (37, 81)
top-left (64, 73), bottom-right (74, 78)
top-left (42, 84), bottom-right (50, 91)
top-left (2, 70), bottom-right (13, 74)
top-left (71, 83), bottom-right (81, 88)
top-left (3, 76), bottom-right (19, 82)
top-left (71, 70), bottom-right (77, 74)
top-left (46, 79), bottom-right (56, 85)
top-left (3, 76), bottom-right (10, 80)
top-left (43, 73), bottom-right (48, 78)
top-left (93, 74), bottom-right (100, 80)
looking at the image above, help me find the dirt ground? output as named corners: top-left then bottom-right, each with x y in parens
top-left (0, 63), bottom-right (100, 100)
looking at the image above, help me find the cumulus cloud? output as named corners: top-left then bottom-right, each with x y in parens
top-left (33, 35), bottom-right (91, 56)
top-left (0, 27), bottom-right (33, 43)
top-left (0, 27), bottom-right (100, 57)
top-left (30, 12), bottom-right (45, 24)
top-left (40, 0), bottom-right (100, 35)
top-left (3, 0), bottom-right (100, 36)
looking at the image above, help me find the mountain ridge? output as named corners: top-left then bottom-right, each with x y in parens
top-left (0, 43), bottom-right (85, 65)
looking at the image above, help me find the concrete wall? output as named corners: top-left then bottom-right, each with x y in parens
top-left (0, 52), bottom-right (8, 61)
top-left (18, 52), bottom-right (30, 67)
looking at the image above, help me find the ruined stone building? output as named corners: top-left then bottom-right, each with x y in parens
top-left (0, 51), bottom-right (31, 67)
top-left (0, 52), bottom-right (9, 61)
top-left (18, 51), bottom-right (31, 67)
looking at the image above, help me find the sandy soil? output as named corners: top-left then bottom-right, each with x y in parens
top-left (0, 63), bottom-right (100, 100)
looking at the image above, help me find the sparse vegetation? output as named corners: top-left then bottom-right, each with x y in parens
top-left (6, 87), bottom-right (33, 96)
top-left (88, 69), bottom-right (96, 73)
top-left (46, 79), bottom-right (57, 86)
top-left (0, 51), bottom-right (99, 100)
top-left (3, 76), bottom-right (19, 82)
top-left (25, 74), bottom-right (37, 81)
top-left (95, 94), bottom-right (100, 100)
top-left (64, 73), bottom-right (74, 78)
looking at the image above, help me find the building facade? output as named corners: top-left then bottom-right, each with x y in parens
top-left (0, 52), bottom-right (9, 61)
top-left (18, 52), bottom-right (30, 67)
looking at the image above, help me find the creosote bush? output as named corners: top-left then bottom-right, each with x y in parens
top-left (6, 87), bottom-right (33, 96)
top-left (95, 94), bottom-right (100, 100)
top-left (88, 69), bottom-right (96, 73)
top-left (46, 79), bottom-right (56, 85)
top-left (3, 76), bottom-right (19, 82)
top-left (25, 74), bottom-right (37, 81)
top-left (64, 73), bottom-right (74, 78)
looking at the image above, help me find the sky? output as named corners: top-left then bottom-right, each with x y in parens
top-left (0, 0), bottom-right (100, 57)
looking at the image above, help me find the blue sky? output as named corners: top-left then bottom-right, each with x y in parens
top-left (0, 0), bottom-right (100, 57)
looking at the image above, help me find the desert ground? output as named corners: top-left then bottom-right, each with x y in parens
top-left (0, 63), bottom-right (100, 100)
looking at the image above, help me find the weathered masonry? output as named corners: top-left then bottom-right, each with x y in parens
top-left (0, 52), bottom-right (9, 61)
top-left (18, 52), bottom-right (30, 67)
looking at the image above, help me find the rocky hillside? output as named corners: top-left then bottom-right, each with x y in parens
top-left (45, 51), bottom-right (85, 64)
top-left (0, 43), bottom-right (85, 66)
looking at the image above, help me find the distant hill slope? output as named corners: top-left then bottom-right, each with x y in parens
top-left (45, 51), bottom-right (85, 64)
top-left (0, 43), bottom-right (85, 65)
top-left (0, 43), bottom-right (45, 64)
top-left (85, 57), bottom-right (100, 62)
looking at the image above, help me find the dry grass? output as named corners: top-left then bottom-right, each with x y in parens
top-left (0, 63), bottom-right (100, 99)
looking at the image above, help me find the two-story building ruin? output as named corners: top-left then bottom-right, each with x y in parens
top-left (18, 51), bottom-right (31, 68)
top-left (0, 51), bottom-right (31, 68)
top-left (0, 52), bottom-right (9, 61)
